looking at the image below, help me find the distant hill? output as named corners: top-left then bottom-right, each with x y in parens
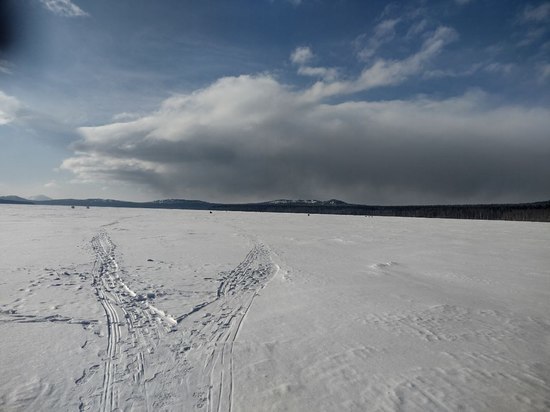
top-left (6, 196), bottom-right (550, 222)
top-left (33, 198), bottom-right (214, 210)
top-left (0, 195), bottom-right (33, 204)
top-left (262, 199), bottom-right (349, 206)
top-left (37, 198), bottom-right (140, 208)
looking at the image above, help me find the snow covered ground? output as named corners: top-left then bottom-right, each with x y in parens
top-left (1, 205), bottom-right (549, 411)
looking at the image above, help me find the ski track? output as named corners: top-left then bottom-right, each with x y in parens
top-left (91, 232), bottom-right (177, 411)
top-left (173, 243), bottom-right (276, 412)
top-left (86, 231), bottom-right (275, 411)
top-left (139, 242), bottom-right (272, 411)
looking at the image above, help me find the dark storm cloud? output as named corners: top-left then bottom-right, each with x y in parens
top-left (62, 75), bottom-right (550, 204)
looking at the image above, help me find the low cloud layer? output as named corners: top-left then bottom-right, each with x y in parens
top-left (62, 75), bottom-right (550, 204)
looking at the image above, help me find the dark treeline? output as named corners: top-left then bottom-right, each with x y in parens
top-left (2, 197), bottom-right (549, 222)
top-left (213, 201), bottom-right (550, 222)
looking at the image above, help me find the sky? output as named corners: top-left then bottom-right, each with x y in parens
top-left (0, 0), bottom-right (549, 204)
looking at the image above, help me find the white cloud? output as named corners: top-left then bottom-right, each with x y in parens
top-left (423, 60), bottom-right (515, 79)
top-left (270, 0), bottom-right (302, 7)
top-left (112, 112), bottom-right (142, 122)
top-left (290, 47), bottom-right (313, 65)
top-left (516, 3), bottom-right (550, 46)
top-left (0, 60), bottom-right (13, 75)
top-left (61, 74), bottom-right (550, 204)
top-left (305, 26), bottom-right (458, 100)
top-left (44, 180), bottom-right (59, 188)
top-left (483, 62), bottom-right (515, 75)
top-left (297, 66), bottom-right (338, 81)
top-left (517, 26), bottom-right (547, 46)
top-left (0, 91), bottom-right (80, 148)
top-left (357, 18), bottom-right (400, 61)
top-left (0, 91), bottom-right (22, 126)
top-left (406, 18), bottom-right (429, 39)
top-left (39, 0), bottom-right (88, 17)
top-left (522, 3), bottom-right (550, 23)
top-left (538, 63), bottom-right (550, 81)
top-left (291, 47), bottom-right (338, 81)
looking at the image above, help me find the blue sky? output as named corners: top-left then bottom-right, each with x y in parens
top-left (0, 0), bottom-right (549, 204)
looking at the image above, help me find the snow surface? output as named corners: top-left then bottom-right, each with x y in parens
top-left (1, 205), bottom-right (549, 411)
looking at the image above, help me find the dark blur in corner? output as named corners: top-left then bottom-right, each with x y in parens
top-left (0, 0), bottom-right (14, 52)
top-left (0, 0), bottom-right (22, 54)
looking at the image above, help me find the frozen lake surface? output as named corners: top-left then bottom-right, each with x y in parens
top-left (1, 205), bottom-right (549, 411)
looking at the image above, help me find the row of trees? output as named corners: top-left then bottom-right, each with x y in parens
top-left (220, 202), bottom-right (550, 222)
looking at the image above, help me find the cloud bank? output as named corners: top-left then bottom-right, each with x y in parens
top-left (57, 12), bottom-right (550, 204)
top-left (62, 74), bottom-right (550, 204)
